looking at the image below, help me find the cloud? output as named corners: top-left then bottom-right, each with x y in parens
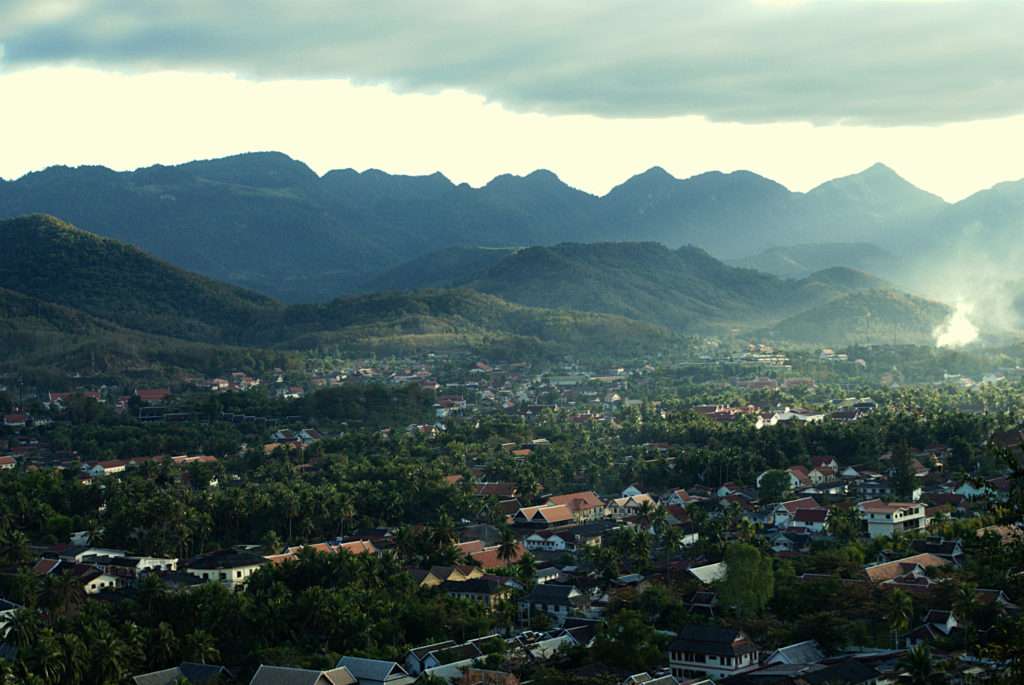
top-left (0, 0), bottom-right (1021, 126)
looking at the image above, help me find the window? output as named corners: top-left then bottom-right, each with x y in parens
top-left (219, 572), bottom-right (227, 580)
top-left (236, 570), bottom-right (242, 578)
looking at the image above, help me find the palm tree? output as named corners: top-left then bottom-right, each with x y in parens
top-left (87, 622), bottom-right (130, 685)
top-left (183, 629), bottom-right (220, 664)
top-left (516, 552), bottom-right (537, 582)
top-left (25, 628), bottom-right (66, 685)
top-left (660, 526), bottom-right (683, 580)
top-left (2, 608), bottom-right (39, 649)
top-left (43, 572), bottom-right (86, 620)
top-left (899, 644), bottom-right (938, 684)
top-left (954, 581), bottom-right (978, 645)
top-left (59, 633), bottom-right (89, 685)
top-left (886, 589), bottom-right (914, 648)
top-left (497, 527), bottom-right (520, 566)
top-left (0, 528), bottom-right (30, 565)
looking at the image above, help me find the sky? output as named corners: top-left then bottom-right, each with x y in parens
top-left (1, 0), bottom-right (1023, 200)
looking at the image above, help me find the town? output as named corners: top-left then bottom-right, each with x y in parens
top-left (2, 344), bottom-right (1022, 685)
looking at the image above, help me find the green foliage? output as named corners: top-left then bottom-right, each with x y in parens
top-left (758, 469), bottom-right (791, 503)
top-left (718, 543), bottom-right (774, 618)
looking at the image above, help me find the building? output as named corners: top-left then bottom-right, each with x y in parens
top-left (185, 549), bottom-right (268, 589)
top-left (518, 583), bottom-right (586, 627)
top-left (544, 491), bottom-right (606, 521)
top-left (440, 576), bottom-right (513, 611)
top-left (857, 499), bottom-right (927, 539)
top-left (250, 665), bottom-right (356, 685)
top-left (668, 624), bottom-right (760, 680)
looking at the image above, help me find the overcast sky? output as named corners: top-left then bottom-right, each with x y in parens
top-left (1, 0), bottom-right (1022, 200)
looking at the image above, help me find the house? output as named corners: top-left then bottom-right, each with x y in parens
top-left (404, 641), bottom-right (458, 676)
top-left (668, 624), bottom-right (760, 680)
top-left (185, 549), bottom-right (268, 588)
top-left (863, 553), bottom-right (950, 588)
top-left (608, 493), bottom-right (656, 519)
top-left (2, 414), bottom-right (28, 427)
top-left (905, 610), bottom-right (959, 647)
top-left (335, 657), bottom-right (414, 685)
top-left (685, 591), bottom-right (719, 618)
top-left (134, 388), bottom-right (171, 404)
top-left (859, 477), bottom-right (922, 502)
top-left (770, 531), bottom-right (811, 554)
top-left (811, 456), bottom-right (840, 471)
top-left (545, 491), bottom-right (606, 521)
top-left (762, 640), bottom-right (825, 665)
top-left (82, 460), bottom-right (128, 477)
top-left (519, 583), bottom-right (586, 627)
top-left (249, 665), bottom-right (357, 685)
top-left (662, 488), bottom-right (701, 509)
top-left (441, 576), bottom-right (513, 611)
top-left (525, 519), bottom-right (620, 553)
top-left (792, 508), bottom-right (829, 533)
top-left (857, 499), bottom-right (927, 539)
top-left (512, 504), bottom-right (574, 527)
top-left (468, 543), bottom-right (526, 569)
top-left (132, 662), bottom-right (233, 685)
top-left (64, 563), bottom-right (123, 594)
top-left (457, 669), bottom-right (520, 685)
top-left (687, 562), bottom-right (728, 585)
top-left (0, 456), bottom-right (15, 470)
top-left (909, 537), bottom-right (963, 565)
top-left (772, 497), bottom-right (824, 528)
top-left (407, 641), bottom-right (483, 675)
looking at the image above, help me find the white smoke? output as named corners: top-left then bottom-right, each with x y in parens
top-left (933, 301), bottom-right (980, 348)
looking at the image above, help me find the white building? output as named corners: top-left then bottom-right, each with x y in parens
top-left (858, 499), bottom-right (927, 539)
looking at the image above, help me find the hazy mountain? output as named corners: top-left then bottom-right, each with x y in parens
top-left (727, 243), bottom-right (896, 278)
top-left (0, 153), bottom-right (959, 302)
top-left (800, 163), bottom-right (947, 249)
top-left (457, 242), bottom-right (889, 333)
top-left (360, 246), bottom-right (521, 292)
top-left (765, 289), bottom-right (950, 346)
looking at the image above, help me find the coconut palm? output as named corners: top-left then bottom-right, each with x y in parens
top-left (497, 527), bottom-right (520, 565)
top-left (900, 644), bottom-right (939, 684)
top-left (886, 589), bottom-right (914, 648)
top-left (42, 572), bottom-right (86, 620)
top-left (59, 633), bottom-right (89, 685)
top-left (183, 629), bottom-right (220, 664)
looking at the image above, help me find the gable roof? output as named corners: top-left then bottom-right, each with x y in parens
top-left (546, 491), bottom-right (604, 513)
top-left (778, 497), bottom-right (822, 514)
top-left (335, 657), bottom-right (409, 683)
top-left (132, 663), bottom-right (231, 685)
top-left (669, 624), bottom-right (759, 657)
top-left (863, 553), bottom-right (950, 583)
top-left (249, 665), bottom-right (356, 685)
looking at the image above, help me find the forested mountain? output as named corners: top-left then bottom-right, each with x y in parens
top-left (0, 152), bottom-right (961, 302)
top-left (0, 216), bottom-right (681, 372)
top-left (764, 289), bottom-right (950, 346)
top-left (456, 242), bottom-right (892, 332)
top-left (727, 243), bottom-right (896, 278)
top-left (359, 246), bottom-right (520, 292)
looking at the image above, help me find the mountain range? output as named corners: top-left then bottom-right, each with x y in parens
top-left (6, 152), bottom-right (1019, 303)
top-left (0, 215), bottom-right (952, 378)
top-left (0, 216), bottom-right (683, 373)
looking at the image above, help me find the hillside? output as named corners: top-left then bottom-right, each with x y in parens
top-left (0, 215), bottom-right (280, 342)
top-left (457, 242), bottom-right (889, 332)
top-left (0, 154), bottom-right (954, 301)
top-left (727, 243), bottom-right (896, 278)
top-left (359, 246), bottom-right (520, 292)
top-left (0, 216), bottom-right (681, 368)
top-left (764, 289), bottom-right (951, 346)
